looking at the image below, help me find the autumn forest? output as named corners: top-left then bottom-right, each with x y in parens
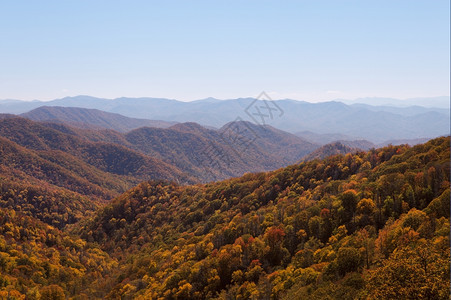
top-left (2, 0), bottom-right (450, 298)
top-left (0, 114), bottom-right (449, 299)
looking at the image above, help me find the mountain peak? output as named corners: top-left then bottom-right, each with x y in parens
top-left (169, 122), bottom-right (210, 133)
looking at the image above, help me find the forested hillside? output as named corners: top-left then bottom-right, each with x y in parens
top-left (0, 207), bottom-right (117, 298)
top-left (125, 121), bottom-right (316, 181)
top-left (0, 118), bottom-right (190, 184)
top-left (75, 136), bottom-right (450, 299)
top-left (0, 117), bottom-right (320, 184)
top-left (0, 136), bottom-right (448, 298)
top-left (0, 117), bottom-right (195, 228)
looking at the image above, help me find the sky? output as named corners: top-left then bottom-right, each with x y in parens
top-left (0, 1), bottom-right (449, 102)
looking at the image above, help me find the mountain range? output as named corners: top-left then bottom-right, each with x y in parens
top-left (0, 116), bottom-right (320, 187)
top-left (21, 106), bottom-right (177, 132)
top-left (2, 110), bottom-right (444, 227)
top-left (0, 109), bottom-right (448, 298)
top-left (1, 95), bottom-right (449, 143)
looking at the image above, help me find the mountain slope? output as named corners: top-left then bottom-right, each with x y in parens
top-left (0, 118), bottom-right (195, 227)
top-left (77, 136), bottom-right (450, 299)
top-left (124, 124), bottom-right (281, 181)
top-left (0, 159), bottom-right (101, 229)
top-left (21, 106), bottom-right (177, 132)
top-left (0, 117), bottom-right (192, 184)
top-left (0, 116), bottom-right (320, 185)
top-left (124, 121), bottom-right (318, 181)
top-left (0, 207), bottom-right (116, 298)
top-left (218, 121), bottom-right (318, 163)
top-left (61, 119), bottom-right (318, 182)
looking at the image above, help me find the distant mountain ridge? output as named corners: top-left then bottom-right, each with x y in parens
top-left (21, 106), bottom-right (177, 132)
top-left (340, 96), bottom-right (450, 108)
top-left (295, 131), bottom-right (363, 145)
top-left (1, 95), bottom-right (449, 143)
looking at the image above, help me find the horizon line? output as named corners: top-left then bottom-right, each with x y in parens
top-left (1, 94), bottom-right (450, 104)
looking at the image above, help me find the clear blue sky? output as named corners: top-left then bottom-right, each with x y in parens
top-left (0, 1), bottom-right (449, 101)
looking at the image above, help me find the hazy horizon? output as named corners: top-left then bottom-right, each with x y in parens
top-left (1, 94), bottom-right (449, 109)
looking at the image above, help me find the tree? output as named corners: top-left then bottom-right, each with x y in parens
top-left (340, 190), bottom-right (359, 230)
top-left (356, 198), bottom-right (376, 227)
top-left (264, 227), bottom-right (288, 266)
top-left (366, 241), bottom-right (450, 299)
top-left (40, 285), bottom-right (65, 300)
top-left (336, 247), bottom-right (361, 276)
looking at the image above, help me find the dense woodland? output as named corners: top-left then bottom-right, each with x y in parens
top-left (76, 136), bottom-right (449, 299)
top-left (0, 121), bottom-right (449, 298)
top-left (0, 117), bottom-right (197, 230)
top-left (0, 116), bottom-right (317, 183)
